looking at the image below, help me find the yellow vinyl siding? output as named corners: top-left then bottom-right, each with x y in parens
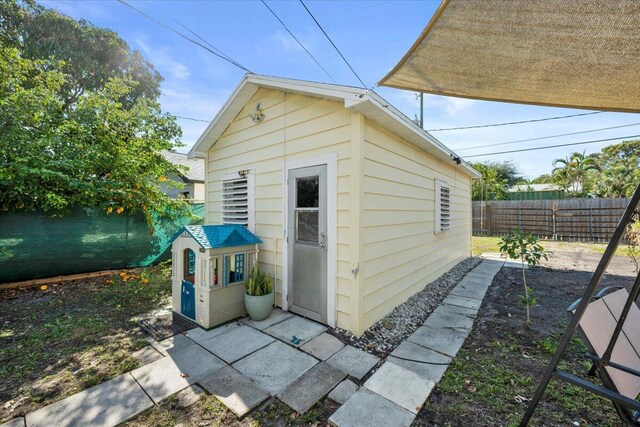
top-left (361, 120), bottom-right (472, 329)
top-left (206, 88), bottom-right (354, 330)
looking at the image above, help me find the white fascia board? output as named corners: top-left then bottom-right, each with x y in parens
top-left (347, 95), bottom-right (480, 178)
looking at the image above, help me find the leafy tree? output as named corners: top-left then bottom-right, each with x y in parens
top-left (551, 151), bottom-right (599, 196)
top-left (0, 2), bottom-right (188, 227)
top-left (499, 230), bottom-right (548, 327)
top-left (593, 140), bottom-right (640, 198)
top-left (471, 161), bottom-right (522, 201)
top-left (531, 174), bottom-right (554, 184)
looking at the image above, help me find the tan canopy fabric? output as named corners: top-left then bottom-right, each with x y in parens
top-left (379, 0), bottom-right (640, 113)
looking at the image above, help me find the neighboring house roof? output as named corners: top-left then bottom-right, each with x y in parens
top-left (509, 183), bottom-right (562, 192)
top-left (188, 74), bottom-right (480, 178)
top-left (162, 150), bottom-right (205, 182)
top-left (171, 225), bottom-right (262, 249)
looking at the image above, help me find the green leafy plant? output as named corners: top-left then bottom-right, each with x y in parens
top-left (499, 229), bottom-right (548, 326)
top-left (626, 219), bottom-right (640, 273)
top-left (244, 266), bottom-right (273, 296)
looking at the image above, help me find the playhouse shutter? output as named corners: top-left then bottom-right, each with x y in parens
top-left (435, 180), bottom-right (451, 232)
top-left (222, 172), bottom-right (253, 229)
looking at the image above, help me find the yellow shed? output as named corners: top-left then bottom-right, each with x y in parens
top-left (188, 74), bottom-right (480, 337)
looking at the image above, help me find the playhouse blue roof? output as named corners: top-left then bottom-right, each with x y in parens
top-left (172, 225), bottom-right (262, 249)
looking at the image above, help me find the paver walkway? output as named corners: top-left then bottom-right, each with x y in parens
top-left (3, 259), bottom-right (502, 427)
top-left (329, 259), bottom-right (504, 427)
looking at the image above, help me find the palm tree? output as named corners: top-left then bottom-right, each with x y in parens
top-left (552, 151), bottom-right (600, 195)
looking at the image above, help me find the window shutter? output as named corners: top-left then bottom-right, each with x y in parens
top-left (222, 172), bottom-right (253, 229)
top-left (435, 180), bottom-right (451, 233)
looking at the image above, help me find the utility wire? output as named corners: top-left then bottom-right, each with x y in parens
top-left (457, 122), bottom-right (640, 152)
top-left (174, 115), bottom-right (209, 123)
top-left (428, 111), bottom-right (605, 132)
top-left (299, 0), bottom-right (367, 88)
top-left (463, 134), bottom-right (640, 158)
top-left (261, 0), bottom-right (336, 83)
top-left (117, 0), bottom-right (252, 72)
top-left (174, 20), bottom-right (246, 71)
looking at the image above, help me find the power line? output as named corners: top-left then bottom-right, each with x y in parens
top-left (457, 122), bottom-right (640, 152)
top-left (428, 111), bottom-right (605, 132)
top-left (463, 134), bottom-right (640, 158)
top-left (174, 20), bottom-right (247, 72)
top-left (174, 115), bottom-right (209, 123)
top-left (117, 0), bottom-right (252, 72)
top-left (261, 0), bottom-right (336, 83)
top-left (299, 0), bottom-right (367, 88)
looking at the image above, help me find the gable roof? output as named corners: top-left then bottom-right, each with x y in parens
top-left (171, 225), bottom-right (262, 249)
top-left (188, 74), bottom-right (479, 178)
top-left (162, 151), bottom-right (205, 182)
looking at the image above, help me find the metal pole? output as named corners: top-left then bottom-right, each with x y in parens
top-left (520, 183), bottom-right (640, 426)
top-left (419, 93), bottom-right (424, 129)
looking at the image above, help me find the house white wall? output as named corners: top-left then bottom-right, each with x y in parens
top-left (205, 88), bottom-right (357, 331)
top-left (205, 86), bottom-right (473, 336)
top-left (360, 121), bottom-right (472, 329)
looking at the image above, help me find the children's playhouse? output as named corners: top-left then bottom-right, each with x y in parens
top-left (170, 224), bottom-right (262, 328)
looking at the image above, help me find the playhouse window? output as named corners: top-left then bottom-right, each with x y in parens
top-left (183, 248), bottom-right (196, 283)
top-left (210, 257), bottom-right (220, 288)
top-left (224, 253), bottom-right (246, 286)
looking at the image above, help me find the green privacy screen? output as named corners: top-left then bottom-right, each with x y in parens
top-left (0, 204), bottom-right (204, 283)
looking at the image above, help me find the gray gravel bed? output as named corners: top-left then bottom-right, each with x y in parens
top-left (330, 257), bottom-right (482, 358)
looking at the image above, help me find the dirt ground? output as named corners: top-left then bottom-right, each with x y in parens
top-left (417, 252), bottom-right (635, 426)
top-left (541, 242), bottom-right (637, 277)
top-left (0, 265), bottom-right (172, 423)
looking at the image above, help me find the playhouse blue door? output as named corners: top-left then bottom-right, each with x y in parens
top-left (181, 280), bottom-right (195, 320)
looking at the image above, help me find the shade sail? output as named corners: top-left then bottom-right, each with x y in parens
top-left (379, 0), bottom-right (640, 113)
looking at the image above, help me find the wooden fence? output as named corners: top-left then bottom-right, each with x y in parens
top-left (472, 198), bottom-right (631, 242)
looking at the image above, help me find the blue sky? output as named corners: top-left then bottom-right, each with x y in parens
top-left (42, 0), bottom-right (640, 179)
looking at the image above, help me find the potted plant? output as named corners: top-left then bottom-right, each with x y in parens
top-left (244, 266), bottom-right (273, 321)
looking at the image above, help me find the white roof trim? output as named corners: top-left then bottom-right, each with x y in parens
top-left (188, 74), bottom-right (479, 178)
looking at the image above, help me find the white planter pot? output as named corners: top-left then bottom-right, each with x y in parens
top-left (245, 292), bottom-right (273, 321)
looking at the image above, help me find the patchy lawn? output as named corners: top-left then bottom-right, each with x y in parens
top-left (417, 265), bottom-right (632, 426)
top-left (472, 235), bottom-right (634, 259)
top-left (0, 263), bottom-right (172, 423)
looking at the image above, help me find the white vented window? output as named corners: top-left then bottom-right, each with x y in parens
top-left (435, 180), bottom-right (451, 233)
top-left (222, 171), bottom-right (254, 231)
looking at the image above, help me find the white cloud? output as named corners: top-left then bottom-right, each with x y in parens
top-left (424, 94), bottom-right (478, 115)
top-left (135, 37), bottom-right (191, 81)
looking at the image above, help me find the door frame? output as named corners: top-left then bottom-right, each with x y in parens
top-left (282, 153), bottom-right (337, 327)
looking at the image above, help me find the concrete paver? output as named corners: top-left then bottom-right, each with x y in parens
top-left (241, 308), bottom-right (293, 330)
top-left (441, 302), bottom-right (478, 317)
top-left (175, 385), bottom-right (205, 408)
top-left (327, 379), bottom-right (358, 404)
top-left (0, 417), bottom-right (24, 427)
top-left (199, 325), bottom-right (274, 363)
top-left (183, 322), bottom-right (242, 345)
top-left (233, 341), bottom-right (318, 395)
top-left (423, 307), bottom-right (474, 331)
top-left (326, 345), bottom-right (380, 380)
top-left (442, 294), bottom-right (482, 310)
top-left (329, 388), bottom-right (414, 427)
top-left (148, 333), bottom-right (195, 356)
top-left (130, 344), bottom-right (225, 403)
top-left (25, 374), bottom-right (152, 427)
top-left (264, 316), bottom-right (326, 347)
top-left (277, 362), bottom-right (346, 414)
top-left (299, 333), bottom-right (344, 360)
top-left (131, 346), bottom-right (164, 365)
top-left (406, 325), bottom-right (468, 358)
top-left (389, 341), bottom-right (452, 383)
top-left (199, 366), bottom-right (270, 418)
top-left (364, 362), bottom-right (434, 414)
